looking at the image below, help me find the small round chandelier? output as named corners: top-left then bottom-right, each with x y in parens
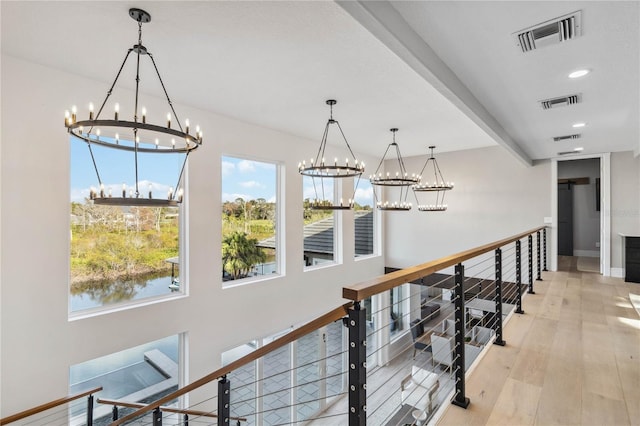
top-left (413, 146), bottom-right (454, 211)
top-left (64, 8), bottom-right (202, 207)
top-left (298, 100), bottom-right (364, 210)
top-left (370, 128), bottom-right (418, 211)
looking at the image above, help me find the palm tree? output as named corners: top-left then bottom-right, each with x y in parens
top-left (222, 231), bottom-right (266, 280)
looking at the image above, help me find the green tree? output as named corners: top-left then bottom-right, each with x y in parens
top-left (222, 231), bottom-right (266, 280)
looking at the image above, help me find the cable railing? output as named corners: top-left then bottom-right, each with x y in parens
top-left (0, 386), bottom-right (102, 425)
top-left (2, 228), bottom-right (547, 426)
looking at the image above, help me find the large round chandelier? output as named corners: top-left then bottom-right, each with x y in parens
top-left (64, 8), bottom-right (202, 207)
top-left (413, 146), bottom-right (454, 211)
top-left (370, 128), bottom-right (418, 211)
top-left (298, 100), bottom-right (364, 210)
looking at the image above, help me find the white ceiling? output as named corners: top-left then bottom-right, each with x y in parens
top-left (2, 1), bottom-right (638, 164)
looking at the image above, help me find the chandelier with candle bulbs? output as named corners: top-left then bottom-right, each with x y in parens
top-left (412, 146), bottom-right (454, 211)
top-left (64, 8), bottom-right (202, 207)
top-left (298, 100), bottom-right (364, 210)
top-left (370, 128), bottom-right (418, 211)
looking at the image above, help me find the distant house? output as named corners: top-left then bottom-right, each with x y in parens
top-left (258, 210), bottom-right (373, 266)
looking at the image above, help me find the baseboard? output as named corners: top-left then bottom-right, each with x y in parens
top-left (573, 250), bottom-right (600, 258)
top-left (611, 267), bottom-right (624, 278)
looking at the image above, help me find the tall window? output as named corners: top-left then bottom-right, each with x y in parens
top-left (302, 176), bottom-right (335, 267)
top-left (70, 138), bottom-right (182, 314)
top-left (389, 285), bottom-right (406, 338)
top-left (69, 335), bottom-right (179, 423)
top-left (222, 156), bottom-right (278, 283)
top-left (354, 178), bottom-right (374, 257)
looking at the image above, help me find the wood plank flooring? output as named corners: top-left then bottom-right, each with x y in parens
top-left (436, 257), bottom-right (640, 426)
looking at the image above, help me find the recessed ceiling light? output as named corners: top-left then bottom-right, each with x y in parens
top-left (568, 69), bottom-right (590, 79)
top-left (572, 122), bottom-right (586, 128)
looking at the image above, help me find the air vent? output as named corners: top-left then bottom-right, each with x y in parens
top-left (514, 11), bottom-right (582, 53)
top-left (557, 150), bottom-right (580, 156)
top-left (553, 134), bottom-right (581, 142)
top-left (541, 94), bottom-right (581, 110)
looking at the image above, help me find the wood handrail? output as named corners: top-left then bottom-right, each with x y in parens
top-left (0, 386), bottom-right (103, 425)
top-left (97, 398), bottom-right (247, 421)
top-left (110, 302), bottom-right (352, 425)
top-left (342, 226), bottom-right (546, 301)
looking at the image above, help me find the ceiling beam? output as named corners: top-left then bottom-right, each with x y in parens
top-left (337, 0), bottom-right (532, 167)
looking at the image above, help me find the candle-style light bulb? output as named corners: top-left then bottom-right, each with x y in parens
top-left (122, 183), bottom-right (126, 198)
top-left (89, 103), bottom-right (94, 120)
top-left (155, 138), bottom-right (159, 149)
top-left (167, 113), bottom-right (171, 128)
top-left (115, 133), bottom-right (119, 145)
top-left (171, 138), bottom-right (176, 148)
top-left (71, 105), bottom-right (77, 123)
top-left (96, 129), bottom-right (101, 140)
top-left (100, 183), bottom-right (105, 198)
top-left (129, 189), bottom-right (133, 198)
top-left (148, 184), bottom-right (152, 199)
top-left (168, 187), bottom-right (174, 200)
top-left (141, 107), bottom-right (146, 124)
top-left (177, 188), bottom-right (184, 203)
top-left (108, 188), bottom-right (112, 198)
top-left (185, 119), bottom-right (190, 134)
top-left (114, 103), bottom-right (120, 120)
top-left (64, 110), bottom-right (70, 127)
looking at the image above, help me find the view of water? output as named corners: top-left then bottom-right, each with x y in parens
top-left (70, 274), bottom-right (176, 312)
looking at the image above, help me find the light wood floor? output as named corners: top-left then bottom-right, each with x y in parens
top-left (437, 256), bottom-right (640, 426)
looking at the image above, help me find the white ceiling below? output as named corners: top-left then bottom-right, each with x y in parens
top-left (2, 1), bottom-right (638, 163)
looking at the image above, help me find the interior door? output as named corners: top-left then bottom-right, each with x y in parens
top-left (558, 183), bottom-right (574, 256)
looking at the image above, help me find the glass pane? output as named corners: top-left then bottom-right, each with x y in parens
top-left (221, 156), bottom-right (278, 282)
top-left (69, 335), bottom-right (179, 424)
top-left (303, 176), bottom-right (335, 267)
top-left (263, 345), bottom-right (291, 425)
top-left (326, 321), bottom-right (346, 399)
top-left (296, 331), bottom-right (320, 421)
top-left (70, 140), bottom-right (182, 313)
top-left (354, 178), bottom-right (374, 257)
top-left (224, 342), bottom-right (258, 426)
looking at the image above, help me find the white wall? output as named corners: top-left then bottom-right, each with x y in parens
top-left (610, 151), bottom-right (640, 271)
top-left (558, 158), bottom-right (601, 256)
top-left (0, 55), bottom-right (384, 415)
top-left (384, 145), bottom-right (551, 268)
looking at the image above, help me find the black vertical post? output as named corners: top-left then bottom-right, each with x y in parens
top-left (528, 235), bottom-right (535, 294)
top-left (153, 407), bottom-right (162, 425)
top-left (536, 231), bottom-right (542, 281)
top-left (515, 240), bottom-right (524, 314)
top-left (348, 301), bottom-right (367, 426)
top-left (218, 376), bottom-right (231, 426)
top-left (494, 249), bottom-right (506, 346)
top-left (451, 263), bottom-right (470, 409)
top-left (112, 406), bottom-right (119, 421)
top-left (86, 394), bottom-right (94, 426)
top-left (543, 227), bottom-right (548, 271)
top-left (183, 413), bottom-right (189, 425)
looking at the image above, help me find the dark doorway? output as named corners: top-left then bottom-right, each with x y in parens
top-left (558, 183), bottom-right (573, 256)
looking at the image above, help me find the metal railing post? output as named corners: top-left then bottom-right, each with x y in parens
top-left (86, 394), bottom-right (94, 426)
top-left (218, 376), bottom-right (230, 426)
top-left (153, 407), bottom-right (162, 425)
top-left (112, 405), bottom-right (119, 421)
top-left (543, 227), bottom-right (548, 271)
top-left (183, 413), bottom-right (189, 425)
top-left (494, 249), bottom-right (506, 346)
top-left (536, 231), bottom-right (542, 281)
top-left (348, 301), bottom-right (367, 425)
top-left (452, 263), bottom-right (470, 409)
top-left (515, 240), bottom-right (524, 314)
top-left (528, 235), bottom-right (535, 294)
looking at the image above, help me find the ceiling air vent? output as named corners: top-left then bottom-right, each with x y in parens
top-left (541, 94), bottom-right (581, 110)
top-left (514, 11), bottom-right (582, 53)
top-left (553, 134), bottom-right (581, 142)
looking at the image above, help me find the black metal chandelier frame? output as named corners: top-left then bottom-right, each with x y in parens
top-left (412, 145), bottom-right (454, 211)
top-left (298, 100), bottom-right (364, 210)
top-left (370, 128), bottom-right (418, 211)
top-left (64, 8), bottom-right (202, 207)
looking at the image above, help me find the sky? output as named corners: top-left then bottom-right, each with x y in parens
top-left (71, 138), bottom-right (373, 207)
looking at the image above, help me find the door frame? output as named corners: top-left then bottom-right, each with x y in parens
top-left (550, 153), bottom-right (611, 275)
